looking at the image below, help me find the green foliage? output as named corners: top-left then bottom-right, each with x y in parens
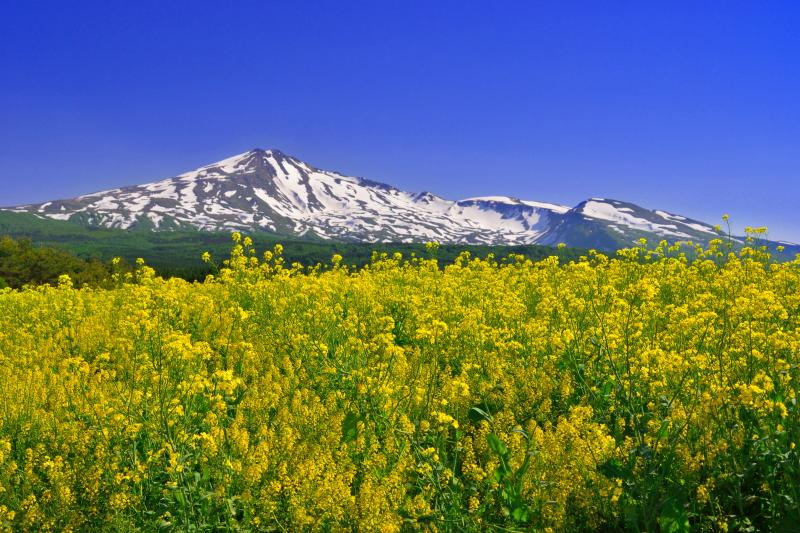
top-left (0, 211), bottom-right (586, 283)
top-left (487, 432), bottom-right (532, 524)
top-left (0, 236), bottom-right (117, 288)
top-left (659, 498), bottom-right (691, 533)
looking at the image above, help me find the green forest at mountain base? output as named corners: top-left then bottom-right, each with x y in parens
top-left (0, 211), bottom-right (584, 287)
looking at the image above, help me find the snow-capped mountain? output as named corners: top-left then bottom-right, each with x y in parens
top-left (2, 149), bottom-right (785, 250)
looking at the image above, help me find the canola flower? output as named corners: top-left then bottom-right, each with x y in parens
top-left (0, 229), bottom-right (798, 531)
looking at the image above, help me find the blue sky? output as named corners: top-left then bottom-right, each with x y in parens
top-left (1, 1), bottom-right (798, 240)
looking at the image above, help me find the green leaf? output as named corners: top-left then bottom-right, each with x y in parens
top-left (516, 451), bottom-right (532, 478)
top-left (342, 412), bottom-right (359, 443)
top-left (511, 505), bottom-right (530, 524)
top-left (657, 419), bottom-right (671, 439)
top-left (469, 405), bottom-right (493, 423)
top-left (658, 498), bottom-right (690, 533)
top-left (487, 433), bottom-right (508, 457)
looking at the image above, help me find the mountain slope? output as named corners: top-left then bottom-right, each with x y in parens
top-left (537, 198), bottom-right (727, 249)
top-left (4, 149), bottom-right (797, 251)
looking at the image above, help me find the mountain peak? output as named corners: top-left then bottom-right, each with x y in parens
top-left (230, 148), bottom-right (288, 164)
top-left (247, 148), bottom-right (285, 157)
top-left (179, 148), bottom-right (300, 180)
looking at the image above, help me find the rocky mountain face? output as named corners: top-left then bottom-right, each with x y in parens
top-left (5, 149), bottom-right (794, 251)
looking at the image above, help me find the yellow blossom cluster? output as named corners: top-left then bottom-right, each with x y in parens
top-left (0, 234), bottom-right (798, 531)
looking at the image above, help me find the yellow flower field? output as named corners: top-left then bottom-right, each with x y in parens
top-left (0, 233), bottom-right (798, 531)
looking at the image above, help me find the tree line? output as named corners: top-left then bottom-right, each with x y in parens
top-left (0, 236), bottom-right (120, 289)
top-left (0, 234), bottom-right (587, 290)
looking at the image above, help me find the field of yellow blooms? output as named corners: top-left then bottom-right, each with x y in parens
top-left (0, 232), bottom-right (798, 532)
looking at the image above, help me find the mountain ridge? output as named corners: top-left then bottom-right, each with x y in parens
top-left (4, 148), bottom-right (796, 251)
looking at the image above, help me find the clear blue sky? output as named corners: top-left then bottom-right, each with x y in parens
top-left (1, 1), bottom-right (798, 240)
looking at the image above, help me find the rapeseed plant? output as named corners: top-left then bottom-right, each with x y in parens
top-left (0, 229), bottom-right (797, 531)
